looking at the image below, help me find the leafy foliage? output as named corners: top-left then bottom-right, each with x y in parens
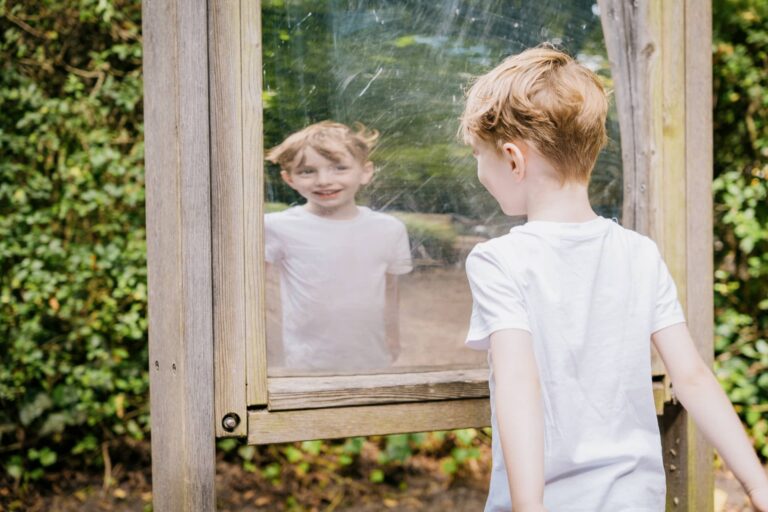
top-left (216, 429), bottom-right (489, 508)
top-left (712, 0), bottom-right (768, 457)
top-left (0, 0), bottom-right (147, 481)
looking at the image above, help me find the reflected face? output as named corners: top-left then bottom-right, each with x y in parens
top-left (281, 146), bottom-right (374, 219)
top-left (472, 139), bottom-right (527, 216)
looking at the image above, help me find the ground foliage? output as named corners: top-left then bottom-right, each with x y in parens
top-left (0, 0), bottom-right (765, 499)
top-left (712, 0), bottom-right (768, 458)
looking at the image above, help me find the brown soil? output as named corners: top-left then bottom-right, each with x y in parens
top-left (2, 448), bottom-right (758, 512)
top-left (395, 266), bottom-right (486, 368)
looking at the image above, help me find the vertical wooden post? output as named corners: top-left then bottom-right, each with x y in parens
top-left (599, 0), bottom-right (714, 510)
top-left (143, 0), bottom-right (216, 509)
top-left (660, 1), bottom-right (715, 510)
top-left (210, 0), bottom-right (249, 438)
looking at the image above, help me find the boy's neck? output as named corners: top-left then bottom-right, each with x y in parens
top-left (303, 202), bottom-right (360, 220)
top-left (526, 180), bottom-right (597, 223)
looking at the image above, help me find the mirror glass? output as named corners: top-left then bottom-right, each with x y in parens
top-left (262, 0), bottom-right (622, 376)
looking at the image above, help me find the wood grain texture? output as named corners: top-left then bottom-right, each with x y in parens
top-left (598, 0), bottom-right (658, 237)
top-left (248, 399), bottom-right (491, 445)
top-left (143, 0), bottom-right (216, 508)
top-left (210, 0), bottom-right (248, 437)
top-left (268, 369), bottom-right (490, 411)
top-left (683, 0), bottom-right (715, 508)
top-left (599, 0), bottom-right (666, 378)
top-left (660, 1), bottom-right (715, 510)
top-left (241, 0), bottom-right (269, 407)
top-left (658, 0), bottom-right (687, 309)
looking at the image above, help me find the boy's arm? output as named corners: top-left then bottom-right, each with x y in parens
top-left (265, 262), bottom-right (284, 365)
top-left (490, 329), bottom-right (547, 512)
top-left (652, 323), bottom-right (768, 510)
top-left (384, 273), bottom-right (401, 362)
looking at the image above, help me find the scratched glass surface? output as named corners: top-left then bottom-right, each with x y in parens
top-left (262, 1), bottom-right (622, 376)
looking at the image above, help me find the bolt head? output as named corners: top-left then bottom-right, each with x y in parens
top-left (222, 413), bottom-right (240, 432)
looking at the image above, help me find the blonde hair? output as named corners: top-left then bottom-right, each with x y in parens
top-left (460, 46), bottom-right (608, 184)
top-left (266, 121), bottom-right (379, 172)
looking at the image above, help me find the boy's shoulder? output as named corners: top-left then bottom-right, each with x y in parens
top-left (467, 217), bottom-right (662, 272)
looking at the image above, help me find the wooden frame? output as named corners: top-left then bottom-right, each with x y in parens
top-left (143, 0), bottom-right (216, 509)
top-left (144, 0), bottom-right (713, 509)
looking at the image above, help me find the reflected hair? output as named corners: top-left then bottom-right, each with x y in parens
top-left (266, 121), bottom-right (379, 171)
top-left (459, 45), bottom-right (608, 184)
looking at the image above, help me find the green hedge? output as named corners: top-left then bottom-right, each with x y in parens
top-left (712, 0), bottom-right (768, 457)
top-left (0, 1), bottom-right (147, 482)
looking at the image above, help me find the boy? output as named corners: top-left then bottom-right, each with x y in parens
top-left (460, 47), bottom-right (768, 511)
top-left (265, 121), bottom-right (412, 372)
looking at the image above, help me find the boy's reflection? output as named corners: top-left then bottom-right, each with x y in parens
top-left (265, 121), bottom-right (412, 372)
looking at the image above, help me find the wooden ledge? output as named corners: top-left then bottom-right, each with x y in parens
top-left (248, 398), bottom-right (491, 445)
top-left (267, 368), bottom-right (490, 411)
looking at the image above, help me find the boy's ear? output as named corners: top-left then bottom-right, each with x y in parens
top-left (501, 142), bottom-right (526, 181)
top-left (280, 169), bottom-right (298, 190)
top-left (360, 161), bottom-right (375, 185)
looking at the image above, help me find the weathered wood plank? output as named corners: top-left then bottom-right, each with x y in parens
top-left (241, 0), bottom-right (269, 408)
top-left (143, 0), bottom-right (216, 508)
top-left (683, 0), bottom-right (715, 508)
top-left (598, 0), bottom-right (658, 237)
top-left (598, 0), bottom-right (666, 378)
top-left (248, 399), bottom-right (491, 445)
top-left (660, 1), bottom-right (715, 510)
top-left (267, 362), bottom-right (487, 378)
top-left (658, 0), bottom-right (687, 309)
top-left (210, 0), bottom-right (248, 437)
top-left (268, 369), bottom-right (490, 411)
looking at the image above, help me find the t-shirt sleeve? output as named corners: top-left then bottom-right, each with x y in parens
top-left (264, 214), bottom-right (283, 264)
top-left (650, 242), bottom-right (686, 334)
top-left (387, 220), bottom-right (413, 274)
top-left (465, 244), bottom-right (531, 350)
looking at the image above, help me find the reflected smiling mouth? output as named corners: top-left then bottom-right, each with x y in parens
top-left (314, 190), bottom-right (342, 197)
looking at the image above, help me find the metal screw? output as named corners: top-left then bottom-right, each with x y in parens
top-left (673, 497), bottom-right (680, 506)
top-left (222, 413), bottom-right (240, 432)
top-left (669, 464), bottom-right (677, 472)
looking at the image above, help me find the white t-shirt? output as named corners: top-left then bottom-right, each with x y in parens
top-left (265, 205), bottom-right (413, 371)
top-left (465, 216), bottom-right (686, 512)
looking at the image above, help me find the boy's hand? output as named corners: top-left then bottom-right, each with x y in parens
top-left (750, 487), bottom-right (768, 511)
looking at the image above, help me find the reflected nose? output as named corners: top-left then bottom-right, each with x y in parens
top-left (316, 168), bottom-right (333, 185)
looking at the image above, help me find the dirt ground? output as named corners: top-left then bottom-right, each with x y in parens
top-left (395, 266), bottom-right (486, 369)
top-left (1, 454), bottom-right (759, 512)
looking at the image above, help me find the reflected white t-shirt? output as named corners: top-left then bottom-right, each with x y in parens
top-left (265, 206), bottom-right (413, 371)
top-left (464, 216), bottom-right (686, 512)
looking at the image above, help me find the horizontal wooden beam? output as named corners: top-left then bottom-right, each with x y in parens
top-left (267, 368), bottom-right (490, 411)
top-left (248, 398), bottom-right (491, 445)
